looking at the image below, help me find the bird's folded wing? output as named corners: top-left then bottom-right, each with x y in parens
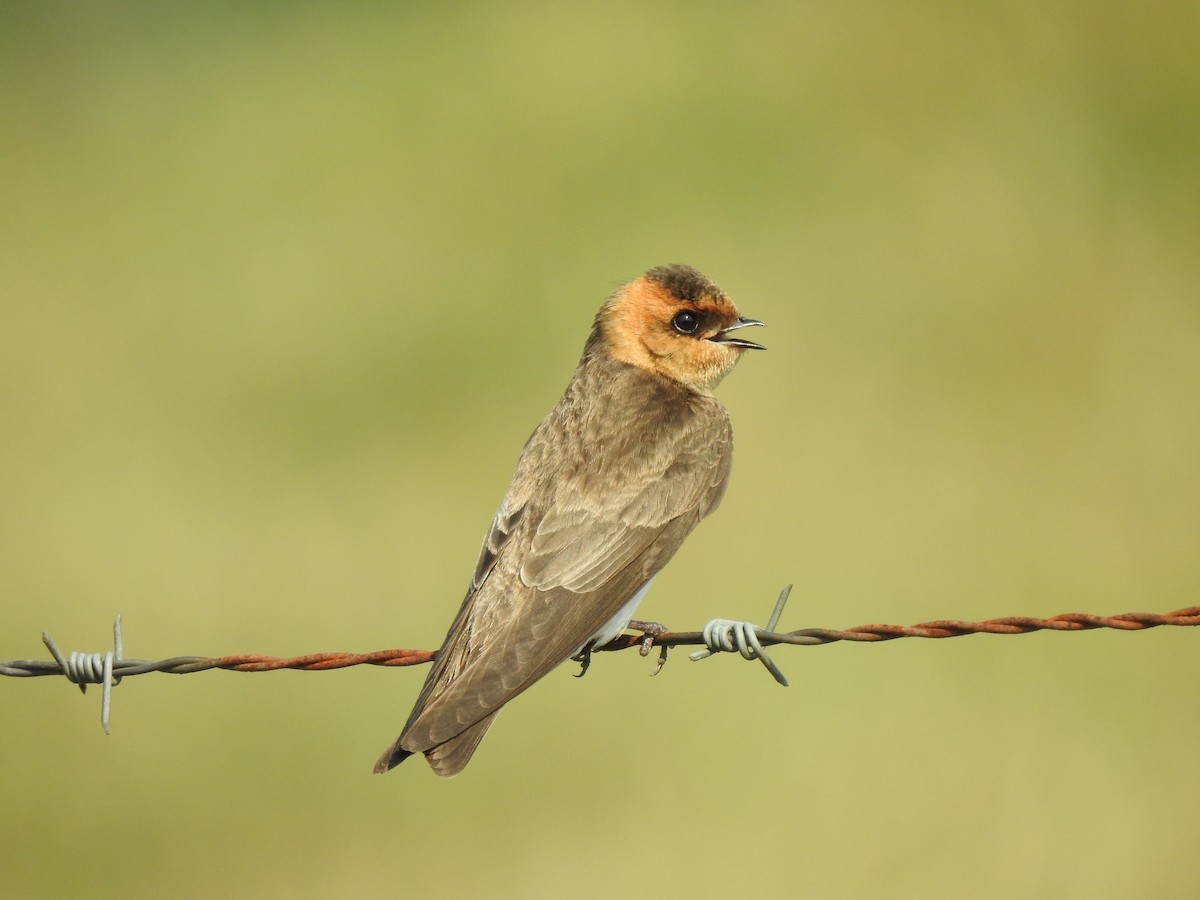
top-left (402, 410), bottom-right (732, 751)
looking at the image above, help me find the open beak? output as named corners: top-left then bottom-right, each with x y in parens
top-left (709, 316), bottom-right (766, 350)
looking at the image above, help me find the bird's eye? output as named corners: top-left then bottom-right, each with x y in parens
top-left (671, 310), bottom-right (700, 335)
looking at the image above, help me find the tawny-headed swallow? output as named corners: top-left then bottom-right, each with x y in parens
top-left (374, 264), bottom-right (764, 776)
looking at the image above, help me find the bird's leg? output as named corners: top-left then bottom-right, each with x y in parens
top-left (625, 619), bottom-right (670, 675)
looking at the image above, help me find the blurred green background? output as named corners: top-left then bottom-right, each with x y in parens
top-left (2, 2), bottom-right (1198, 898)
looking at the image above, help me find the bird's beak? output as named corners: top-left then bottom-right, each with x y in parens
top-left (709, 317), bottom-right (766, 350)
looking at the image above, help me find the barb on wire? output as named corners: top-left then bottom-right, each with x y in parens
top-left (595, 589), bottom-right (1200, 687)
top-left (2, 619), bottom-right (436, 732)
top-left (36, 614), bottom-right (125, 733)
top-left (3, 593), bottom-right (1197, 731)
top-left (686, 584), bottom-right (795, 686)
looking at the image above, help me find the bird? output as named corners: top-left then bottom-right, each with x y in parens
top-left (374, 264), bottom-right (764, 777)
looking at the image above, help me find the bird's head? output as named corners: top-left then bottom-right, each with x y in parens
top-left (595, 264), bottom-right (765, 393)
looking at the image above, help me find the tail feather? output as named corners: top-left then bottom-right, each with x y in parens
top-left (372, 710), bottom-right (500, 777)
top-left (372, 740), bottom-right (415, 774)
top-left (424, 711), bottom-right (499, 777)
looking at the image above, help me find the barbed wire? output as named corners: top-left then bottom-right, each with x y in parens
top-left (4, 588), bottom-right (1197, 731)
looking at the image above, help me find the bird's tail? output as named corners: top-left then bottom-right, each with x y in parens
top-left (372, 710), bottom-right (500, 777)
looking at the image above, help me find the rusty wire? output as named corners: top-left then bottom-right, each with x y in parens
top-left (598, 605), bottom-right (1200, 649)
top-left (3, 598), bottom-right (1197, 731)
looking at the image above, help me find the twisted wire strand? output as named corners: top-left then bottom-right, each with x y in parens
top-left (0, 648), bottom-right (437, 678)
top-left (619, 606), bottom-right (1200, 648)
top-left (4, 605), bottom-right (1197, 680)
top-left (3, 599), bottom-right (1197, 731)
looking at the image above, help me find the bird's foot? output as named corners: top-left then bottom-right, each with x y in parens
top-left (626, 619), bottom-right (670, 676)
top-left (571, 642), bottom-right (595, 678)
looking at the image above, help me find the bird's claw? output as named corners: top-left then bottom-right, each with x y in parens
top-left (651, 643), bottom-right (669, 676)
top-left (572, 643), bottom-right (594, 678)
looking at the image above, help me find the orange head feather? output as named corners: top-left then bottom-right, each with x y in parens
top-left (593, 264), bottom-right (764, 393)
